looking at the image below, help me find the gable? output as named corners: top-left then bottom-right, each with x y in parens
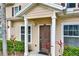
top-left (24, 4), bottom-right (55, 19)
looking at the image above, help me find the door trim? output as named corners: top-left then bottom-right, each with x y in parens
top-left (38, 24), bottom-right (51, 54)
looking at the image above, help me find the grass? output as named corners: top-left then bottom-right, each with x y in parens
top-left (63, 46), bottom-right (79, 56)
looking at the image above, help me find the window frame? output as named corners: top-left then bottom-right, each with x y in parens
top-left (12, 5), bottom-right (21, 16)
top-left (62, 22), bottom-right (79, 46)
top-left (20, 25), bottom-right (32, 43)
top-left (67, 3), bottom-right (76, 8)
top-left (64, 25), bottom-right (79, 36)
top-left (0, 24), bottom-right (2, 39)
top-left (61, 22), bottom-right (79, 53)
top-left (63, 24), bottom-right (79, 47)
top-left (15, 6), bottom-right (19, 15)
top-left (61, 3), bottom-right (79, 8)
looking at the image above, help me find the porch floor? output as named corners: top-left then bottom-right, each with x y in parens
top-left (28, 51), bottom-right (47, 56)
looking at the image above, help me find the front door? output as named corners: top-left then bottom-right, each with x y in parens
top-left (39, 25), bottom-right (50, 55)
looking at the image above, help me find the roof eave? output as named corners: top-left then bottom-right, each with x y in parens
top-left (15, 3), bottom-right (64, 17)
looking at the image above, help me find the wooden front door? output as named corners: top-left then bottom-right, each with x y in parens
top-left (39, 25), bottom-right (50, 55)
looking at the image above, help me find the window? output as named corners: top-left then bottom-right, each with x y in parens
top-left (67, 3), bottom-right (76, 8)
top-left (19, 5), bottom-right (21, 11)
top-left (78, 3), bottom-right (79, 8)
top-left (61, 3), bottom-right (65, 7)
top-left (21, 26), bottom-right (32, 42)
top-left (0, 26), bottom-right (2, 39)
top-left (12, 7), bottom-right (14, 16)
top-left (21, 26), bottom-right (25, 42)
top-left (64, 25), bottom-right (79, 47)
top-left (15, 7), bottom-right (19, 14)
top-left (12, 5), bottom-right (21, 16)
top-left (28, 26), bottom-right (31, 42)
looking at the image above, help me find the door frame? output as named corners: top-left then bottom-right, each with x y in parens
top-left (38, 24), bottom-right (51, 54)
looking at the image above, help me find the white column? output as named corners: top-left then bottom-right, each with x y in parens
top-left (8, 20), bottom-right (11, 39)
top-left (24, 16), bottom-right (28, 56)
top-left (51, 12), bottom-right (56, 56)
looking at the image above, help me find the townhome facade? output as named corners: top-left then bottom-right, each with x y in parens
top-left (3, 3), bottom-right (79, 56)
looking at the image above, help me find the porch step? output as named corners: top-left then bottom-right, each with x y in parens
top-left (28, 51), bottom-right (47, 56)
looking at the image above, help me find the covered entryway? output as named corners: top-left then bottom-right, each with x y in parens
top-left (15, 3), bottom-right (62, 56)
top-left (39, 25), bottom-right (51, 55)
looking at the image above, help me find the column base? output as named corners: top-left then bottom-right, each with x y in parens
top-left (24, 52), bottom-right (28, 56)
top-left (51, 46), bottom-right (55, 56)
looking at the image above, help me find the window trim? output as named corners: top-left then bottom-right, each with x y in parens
top-left (61, 3), bottom-right (79, 8)
top-left (15, 6), bottom-right (19, 15)
top-left (20, 25), bottom-right (32, 44)
top-left (64, 25), bottom-right (79, 36)
top-left (61, 22), bottom-right (79, 53)
top-left (67, 3), bottom-right (76, 8)
top-left (12, 5), bottom-right (21, 16)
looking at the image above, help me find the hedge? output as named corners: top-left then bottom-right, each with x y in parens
top-left (0, 40), bottom-right (24, 53)
top-left (63, 46), bottom-right (79, 56)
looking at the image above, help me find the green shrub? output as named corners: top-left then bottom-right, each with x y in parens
top-left (0, 40), bottom-right (2, 51)
top-left (0, 40), bottom-right (24, 52)
top-left (63, 46), bottom-right (79, 56)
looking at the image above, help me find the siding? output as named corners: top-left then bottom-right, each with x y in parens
top-left (26, 5), bottom-right (54, 19)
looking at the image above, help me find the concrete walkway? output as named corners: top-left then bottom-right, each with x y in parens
top-left (28, 51), bottom-right (47, 56)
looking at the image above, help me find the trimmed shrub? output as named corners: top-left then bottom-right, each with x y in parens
top-left (0, 40), bottom-right (2, 51)
top-left (0, 40), bottom-right (24, 53)
top-left (63, 46), bottom-right (79, 56)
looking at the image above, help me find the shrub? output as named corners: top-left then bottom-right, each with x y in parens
top-left (0, 40), bottom-right (24, 53)
top-left (63, 46), bottom-right (79, 56)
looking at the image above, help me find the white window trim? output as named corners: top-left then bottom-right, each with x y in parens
top-left (20, 24), bottom-right (32, 44)
top-left (12, 6), bottom-right (20, 16)
top-left (61, 22), bottom-right (79, 54)
top-left (64, 3), bottom-right (78, 8)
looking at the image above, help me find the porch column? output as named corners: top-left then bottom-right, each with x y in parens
top-left (51, 12), bottom-right (56, 56)
top-left (8, 20), bottom-right (11, 39)
top-left (24, 16), bottom-right (28, 56)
